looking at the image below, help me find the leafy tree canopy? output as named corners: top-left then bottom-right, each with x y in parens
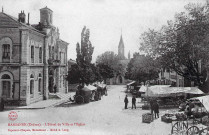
top-left (139, 3), bottom-right (209, 91)
top-left (125, 53), bottom-right (159, 83)
top-left (67, 26), bottom-right (97, 86)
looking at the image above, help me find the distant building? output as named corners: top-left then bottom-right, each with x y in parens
top-left (157, 68), bottom-right (194, 87)
top-left (0, 7), bottom-right (68, 105)
top-left (68, 59), bottom-right (77, 69)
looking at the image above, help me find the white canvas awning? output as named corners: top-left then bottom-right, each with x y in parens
top-left (145, 86), bottom-right (204, 97)
top-left (139, 85), bottom-right (147, 93)
top-left (126, 81), bottom-right (136, 86)
top-left (196, 95), bottom-right (209, 112)
top-left (82, 85), bottom-right (97, 91)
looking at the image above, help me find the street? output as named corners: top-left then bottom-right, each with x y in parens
top-left (0, 85), bottom-right (172, 135)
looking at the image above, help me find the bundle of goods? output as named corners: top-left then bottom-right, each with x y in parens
top-left (202, 115), bottom-right (209, 126)
top-left (142, 113), bottom-right (153, 123)
top-left (142, 104), bottom-right (150, 110)
top-left (175, 112), bottom-right (187, 121)
top-left (161, 113), bottom-right (176, 123)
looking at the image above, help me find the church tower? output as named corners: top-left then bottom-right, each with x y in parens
top-left (118, 34), bottom-right (125, 59)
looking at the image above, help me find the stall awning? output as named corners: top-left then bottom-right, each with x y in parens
top-left (93, 82), bottom-right (106, 88)
top-left (196, 95), bottom-right (209, 112)
top-left (139, 85), bottom-right (147, 93)
top-left (82, 85), bottom-right (97, 91)
top-left (145, 86), bottom-right (204, 97)
top-left (126, 81), bottom-right (136, 86)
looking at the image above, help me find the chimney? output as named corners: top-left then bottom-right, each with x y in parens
top-left (18, 10), bottom-right (26, 23)
top-left (27, 13), bottom-right (30, 25)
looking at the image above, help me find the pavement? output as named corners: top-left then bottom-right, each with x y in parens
top-left (4, 92), bottom-right (75, 110)
top-left (0, 85), bottom-right (174, 135)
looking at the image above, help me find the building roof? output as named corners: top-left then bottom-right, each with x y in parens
top-left (0, 12), bottom-right (45, 36)
top-left (40, 6), bottom-right (53, 12)
top-left (58, 39), bottom-right (69, 45)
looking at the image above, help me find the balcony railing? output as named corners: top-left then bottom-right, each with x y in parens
top-left (48, 58), bottom-right (60, 66)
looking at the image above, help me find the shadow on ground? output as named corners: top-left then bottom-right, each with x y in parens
top-left (55, 101), bottom-right (94, 108)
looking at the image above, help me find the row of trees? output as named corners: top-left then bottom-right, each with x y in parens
top-left (139, 3), bottom-right (209, 92)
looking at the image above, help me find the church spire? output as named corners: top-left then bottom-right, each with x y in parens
top-left (118, 29), bottom-right (125, 60)
top-left (2, 6), bottom-right (3, 13)
top-left (118, 32), bottom-right (124, 48)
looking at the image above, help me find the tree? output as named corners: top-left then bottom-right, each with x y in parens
top-left (97, 63), bottom-right (114, 83)
top-left (96, 51), bottom-right (127, 76)
top-left (67, 64), bottom-right (81, 84)
top-left (139, 3), bottom-right (209, 92)
top-left (96, 51), bottom-right (119, 69)
top-left (75, 26), bottom-right (95, 86)
top-left (96, 51), bottom-right (127, 78)
top-left (125, 53), bottom-right (159, 83)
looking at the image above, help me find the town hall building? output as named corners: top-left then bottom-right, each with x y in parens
top-left (0, 7), bottom-right (68, 105)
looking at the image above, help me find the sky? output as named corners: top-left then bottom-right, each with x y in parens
top-left (0, 0), bottom-right (206, 62)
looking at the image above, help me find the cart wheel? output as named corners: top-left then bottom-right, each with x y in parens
top-left (186, 126), bottom-right (199, 135)
top-left (84, 96), bottom-right (90, 103)
top-left (75, 95), bottom-right (84, 104)
top-left (171, 121), bottom-right (188, 134)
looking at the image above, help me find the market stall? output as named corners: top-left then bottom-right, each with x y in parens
top-left (126, 81), bottom-right (136, 93)
top-left (144, 86), bottom-right (204, 109)
top-left (73, 85), bottom-right (98, 103)
top-left (139, 85), bottom-right (147, 97)
top-left (94, 82), bottom-right (107, 96)
top-left (170, 95), bottom-right (209, 135)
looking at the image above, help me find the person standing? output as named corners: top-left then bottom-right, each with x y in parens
top-left (132, 96), bottom-right (136, 109)
top-left (124, 95), bottom-right (129, 109)
top-left (185, 103), bottom-right (191, 118)
top-left (54, 85), bottom-right (57, 93)
top-left (153, 101), bottom-right (159, 118)
top-left (150, 99), bottom-right (154, 114)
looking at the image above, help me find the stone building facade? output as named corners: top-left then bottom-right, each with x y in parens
top-left (0, 7), bottom-right (68, 105)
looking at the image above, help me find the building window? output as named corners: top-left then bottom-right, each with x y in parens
top-left (59, 52), bottom-right (61, 62)
top-left (30, 74), bottom-right (34, 96)
top-left (38, 73), bottom-right (42, 93)
top-left (63, 75), bottom-right (65, 86)
top-left (1, 74), bottom-right (11, 79)
top-left (2, 44), bottom-right (10, 58)
top-left (1, 74), bottom-right (11, 98)
top-left (63, 53), bottom-right (65, 64)
top-left (39, 47), bottom-right (42, 63)
top-left (52, 46), bottom-right (54, 60)
top-left (60, 75), bottom-right (62, 88)
top-left (31, 46), bottom-right (34, 63)
top-left (2, 44), bottom-right (10, 62)
top-left (49, 46), bottom-right (51, 59)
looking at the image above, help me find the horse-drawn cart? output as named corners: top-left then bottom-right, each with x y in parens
top-left (73, 85), bottom-right (98, 104)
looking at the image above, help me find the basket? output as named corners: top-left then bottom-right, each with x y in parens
top-left (142, 113), bottom-right (153, 123)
